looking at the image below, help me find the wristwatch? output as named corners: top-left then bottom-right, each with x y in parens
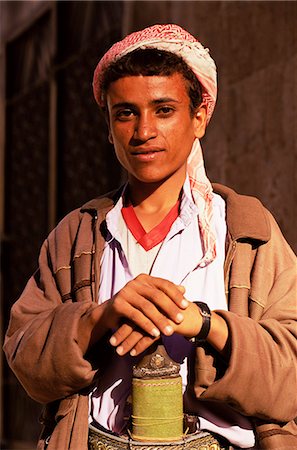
top-left (191, 302), bottom-right (211, 344)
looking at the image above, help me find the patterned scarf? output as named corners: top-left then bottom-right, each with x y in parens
top-left (93, 24), bottom-right (218, 267)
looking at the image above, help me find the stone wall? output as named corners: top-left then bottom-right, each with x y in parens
top-left (123, 1), bottom-right (297, 252)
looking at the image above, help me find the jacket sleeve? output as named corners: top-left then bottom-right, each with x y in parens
top-left (196, 212), bottom-right (297, 423)
top-left (3, 212), bottom-right (101, 404)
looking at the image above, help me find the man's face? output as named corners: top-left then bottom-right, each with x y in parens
top-left (106, 73), bottom-right (207, 186)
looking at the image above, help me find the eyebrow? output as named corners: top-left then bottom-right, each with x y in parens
top-left (151, 97), bottom-right (181, 105)
top-left (111, 102), bottom-right (135, 110)
top-left (111, 98), bottom-right (181, 110)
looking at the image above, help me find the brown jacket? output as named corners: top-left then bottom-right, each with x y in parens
top-left (3, 184), bottom-right (297, 450)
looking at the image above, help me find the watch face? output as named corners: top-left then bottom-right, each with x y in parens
top-left (195, 302), bottom-right (211, 316)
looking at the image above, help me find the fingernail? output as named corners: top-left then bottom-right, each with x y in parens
top-left (130, 349), bottom-right (136, 356)
top-left (116, 346), bottom-right (123, 355)
top-left (181, 299), bottom-right (189, 308)
top-left (176, 313), bottom-right (184, 323)
top-left (109, 336), bottom-right (117, 346)
top-left (164, 325), bottom-right (173, 336)
top-left (152, 328), bottom-right (160, 337)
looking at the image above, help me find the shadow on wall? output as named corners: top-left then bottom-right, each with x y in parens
top-left (2, 1), bottom-right (124, 448)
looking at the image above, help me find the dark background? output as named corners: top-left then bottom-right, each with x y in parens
top-left (1, 1), bottom-right (296, 449)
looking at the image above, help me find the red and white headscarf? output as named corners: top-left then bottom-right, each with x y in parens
top-left (93, 24), bottom-right (218, 267)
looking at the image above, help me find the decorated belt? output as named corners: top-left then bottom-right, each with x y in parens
top-left (88, 423), bottom-right (231, 450)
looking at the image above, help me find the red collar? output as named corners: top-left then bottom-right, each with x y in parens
top-left (121, 200), bottom-right (180, 251)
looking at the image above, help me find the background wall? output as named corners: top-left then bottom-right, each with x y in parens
top-left (1, 1), bottom-right (296, 449)
top-left (124, 1), bottom-right (297, 249)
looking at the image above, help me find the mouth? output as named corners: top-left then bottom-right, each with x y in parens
top-left (131, 147), bottom-right (164, 155)
top-left (130, 148), bottom-right (165, 161)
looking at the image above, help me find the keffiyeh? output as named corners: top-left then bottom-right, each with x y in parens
top-left (93, 24), bottom-right (218, 267)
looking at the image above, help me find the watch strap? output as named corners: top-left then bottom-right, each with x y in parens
top-left (193, 301), bottom-right (211, 343)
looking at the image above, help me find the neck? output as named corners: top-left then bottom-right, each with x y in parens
top-left (126, 172), bottom-right (186, 232)
top-left (128, 173), bottom-right (185, 211)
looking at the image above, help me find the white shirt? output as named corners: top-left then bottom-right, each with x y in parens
top-left (89, 177), bottom-right (255, 448)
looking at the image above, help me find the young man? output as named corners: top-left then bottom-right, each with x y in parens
top-left (4, 24), bottom-right (297, 450)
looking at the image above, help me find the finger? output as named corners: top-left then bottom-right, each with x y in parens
top-left (109, 322), bottom-right (134, 347)
top-left (118, 288), bottom-right (175, 336)
top-left (177, 285), bottom-right (186, 295)
top-left (137, 275), bottom-right (189, 309)
top-left (130, 335), bottom-right (158, 357)
top-left (129, 297), bottom-right (174, 336)
top-left (131, 282), bottom-right (186, 325)
top-left (116, 329), bottom-right (145, 356)
top-left (111, 292), bottom-right (161, 338)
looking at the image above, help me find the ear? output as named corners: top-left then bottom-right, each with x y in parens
top-left (108, 128), bottom-right (114, 144)
top-left (105, 113), bottom-right (114, 144)
top-left (193, 104), bottom-right (208, 139)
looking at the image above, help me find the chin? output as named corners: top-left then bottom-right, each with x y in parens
top-left (130, 171), bottom-right (182, 187)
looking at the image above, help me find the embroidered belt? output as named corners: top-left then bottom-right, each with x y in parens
top-left (88, 424), bottom-right (231, 450)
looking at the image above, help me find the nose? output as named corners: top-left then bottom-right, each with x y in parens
top-left (132, 112), bottom-right (157, 143)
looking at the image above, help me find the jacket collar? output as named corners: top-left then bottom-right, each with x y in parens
top-left (80, 184), bottom-right (271, 244)
top-left (80, 188), bottom-right (122, 215)
top-left (213, 183), bottom-right (271, 243)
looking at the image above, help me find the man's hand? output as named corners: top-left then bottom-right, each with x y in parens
top-left (109, 301), bottom-right (202, 356)
top-left (102, 273), bottom-right (188, 335)
top-left (109, 301), bottom-right (230, 359)
top-left (86, 274), bottom-right (189, 352)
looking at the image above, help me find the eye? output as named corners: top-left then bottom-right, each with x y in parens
top-left (156, 106), bottom-right (175, 116)
top-left (115, 108), bottom-right (136, 121)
